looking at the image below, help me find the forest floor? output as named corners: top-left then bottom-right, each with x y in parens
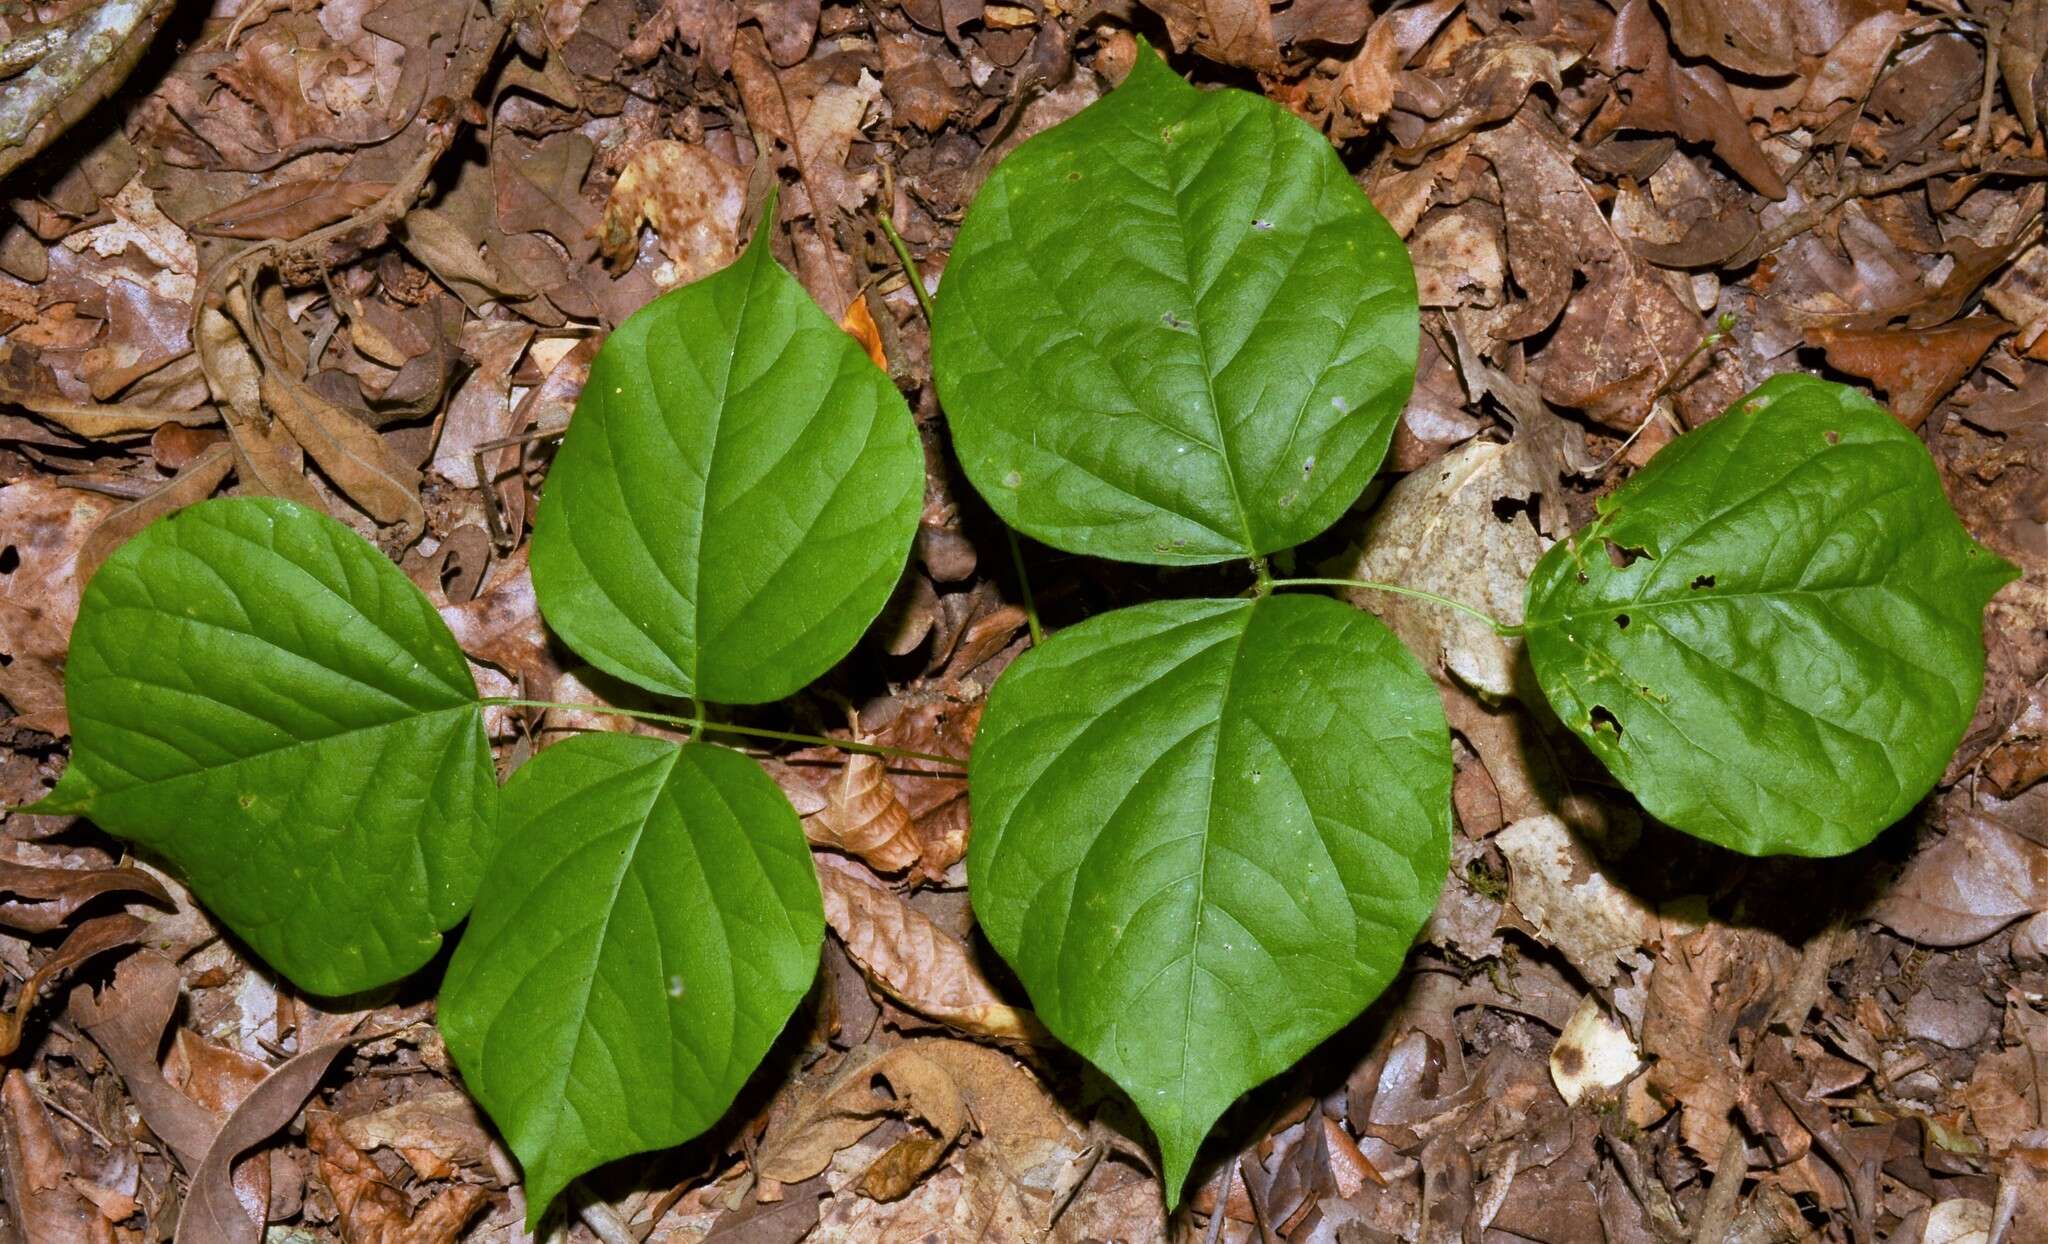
top-left (3, 0), bottom-right (2048, 1241)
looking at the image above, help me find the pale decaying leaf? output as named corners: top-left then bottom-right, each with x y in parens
top-left (599, 141), bottom-right (747, 282)
top-left (1339, 438), bottom-right (1547, 700)
top-left (0, 481), bottom-right (119, 736)
top-left (1549, 995), bottom-right (1640, 1107)
top-left (1496, 814), bottom-right (1655, 990)
top-left (807, 750), bottom-right (921, 873)
top-left (817, 856), bottom-right (1047, 1043)
top-left (756, 1038), bottom-right (1090, 1225)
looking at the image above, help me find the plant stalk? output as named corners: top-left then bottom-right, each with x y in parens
top-left (481, 699), bottom-right (967, 769)
top-left (1266, 578), bottom-right (1521, 636)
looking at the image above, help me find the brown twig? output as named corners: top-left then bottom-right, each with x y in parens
top-left (1737, 153), bottom-right (1976, 266)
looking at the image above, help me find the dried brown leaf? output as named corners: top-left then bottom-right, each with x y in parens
top-left (68, 952), bottom-right (218, 1169)
top-left (1806, 318), bottom-right (2012, 429)
top-left (0, 913), bottom-right (151, 1055)
top-left (0, 855), bottom-right (170, 933)
top-left (1, 1070), bottom-right (105, 1244)
top-left (808, 751), bottom-right (921, 873)
top-left (817, 856), bottom-right (1048, 1043)
top-left (176, 1030), bottom-right (360, 1244)
top-left (193, 179), bottom-right (396, 240)
top-left (76, 441), bottom-right (234, 584)
top-left (261, 371), bottom-right (424, 536)
top-left (307, 1109), bottom-right (487, 1244)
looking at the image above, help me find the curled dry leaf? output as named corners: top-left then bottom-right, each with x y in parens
top-left (0, 855), bottom-right (170, 933)
top-left (817, 855), bottom-right (1048, 1043)
top-left (307, 1110), bottom-right (488, 1244)
top-left (0, 913), bottom-right (151, 1055)
top-left (807, 749), bottom-right (921, 873)
top-left (176, 1031), bottom-right (363, 1244)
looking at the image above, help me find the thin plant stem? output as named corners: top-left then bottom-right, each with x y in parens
top-left (878, 212), bottom-right (938, 324)
top-left (482, 699), bottom-right (967, 769)
top-left (1006, 528), bottom-right (1045, 645)
top-left (880, 203), bottom-right (1044, 647)
top-left (1266, 578), bottom-right (1520, 636)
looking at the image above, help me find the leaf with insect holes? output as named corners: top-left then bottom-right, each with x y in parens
top-left (437, 733), bottom-right (823, 1225)
top-left (530, 204), bottom-right (923, 705)
top-left (29, 497), bottom-right (495, 996)
top-left (931, 43), bottom-right (1418, 565)
top-left (1523, 374), bottom-right (2018, 856)
top-left (967, 594), bottom-right (1450, 1199)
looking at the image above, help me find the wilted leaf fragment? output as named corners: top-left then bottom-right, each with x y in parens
top-left (438, 734), bottom-right (824, 1224)
top-left (968, 595), bottom-right (1451, 1198)
top-left (1524, 375), bottom-right (2017, 856)
top-left (933, 45), bottom-right (1418, 565)
top-left (532, 210), bottom-right (922, 705)
top-left (32, 498), bottom-right (495, 995)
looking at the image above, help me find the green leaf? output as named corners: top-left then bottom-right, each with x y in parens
top-left (1524, 374), bottom-right (2018, 856)
top-left (438, 734), bottom-right (823, 1222)
top-left (967, 595), bottom-right (1450, 1197)
top-left (931, 45), bottom-right (1418, 565)
top-left (31, 497), bottom-right (495, 996)
top-left (530, 209), bottom-right (923, 704)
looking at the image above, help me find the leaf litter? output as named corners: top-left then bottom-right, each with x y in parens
top-left (2, 0), bottom-right (2047, 1239)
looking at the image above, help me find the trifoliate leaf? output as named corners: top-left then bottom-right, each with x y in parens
top-left (1524, 374), bottom-right (2018, 856)
top-left (932, 45), bottom-right (1418, 565)
top-left (438, 734), bottom-right (823, 1222)
top-left (967, 595), bottom-right (1451, 1198)
top-left (32, 497), bottom-right (495, 995)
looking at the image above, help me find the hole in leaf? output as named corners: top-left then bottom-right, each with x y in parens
top-left (1491, 495), bottom-right (1541, 527)
top-left (1589, 705), bottom-right (1623, 736)
top-left (0, 546), bottom-right (16, 575)
top-left (1614, 614), bottom-right (1630, 630)
top-left (1824, 429), bottom-right (1840, 445)
top-left (1575, 571), bottom-right (1589, 584)
top-left (1691, 574), bottom-right (1716, 590)
top-left (1251, 218), bottom-right (1273, 230)
top-left (1604, 540), bottom-right (1649, 569)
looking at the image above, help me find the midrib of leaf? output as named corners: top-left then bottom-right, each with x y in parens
top-left (1142, 105), bottom-right (1259, 557)
top-left (1175, 606), bottom-right (1254, 1110)
top-left (491, 745), bottom-right (680, 1157)
top-left (686, 241), bottom-right (766, 700)
top-left (77, 701), bottom-right (478, 798)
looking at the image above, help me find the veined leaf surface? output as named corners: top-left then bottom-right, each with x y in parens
top-left (438, 734), bottom-right (823, 1222)
top-left (531, 210), bottom-right (923, 704)
top-left (932, 45), bottom-right (1418, 565)
top-left (1524, 374), bottom-right (2018, 856)
top-left (33, 497), bottom-right (495, 995)
top-left (966, 594), bottom-right (1450, 1197)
